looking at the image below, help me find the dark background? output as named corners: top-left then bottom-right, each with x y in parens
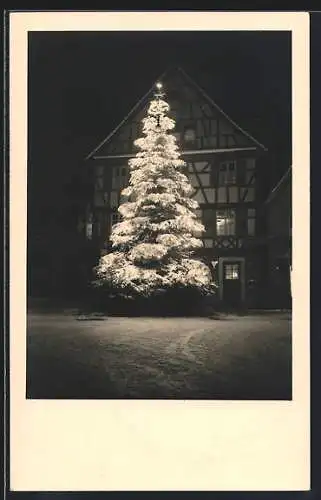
top-left (27, 30), bottom-right (292, 298)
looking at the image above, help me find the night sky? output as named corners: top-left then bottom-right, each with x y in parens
top-left (27, 30), bottom-right (291, 293)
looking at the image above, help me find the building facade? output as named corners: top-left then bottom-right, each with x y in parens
top-left (84, 67), bottom-right (272, 308)
top-left (264, 167), bottom-right (292, 309)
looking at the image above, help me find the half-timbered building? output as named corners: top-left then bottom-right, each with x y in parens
top-left (84, 67), bottom-right (268, 308)
top-left (264, 166), bottom-right (292, 309)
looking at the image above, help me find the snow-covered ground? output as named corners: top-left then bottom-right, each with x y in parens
top-left (27, 312), bottom-right (292, 400)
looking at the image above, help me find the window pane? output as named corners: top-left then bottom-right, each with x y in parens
top-left (184, 128), bottom-right (196, 142)
top-left (216, 209), bottom-right (235, 236)
top-left (225, 264), bottom-right (239, 280)
top-left (227, 162), bottom-right (236, 183)
top-left (86, 223), bottom-right (93, 240)
top-left (219, 161), bottom-right (236, 184)
top-left (248, 208), bottom-right (256, 217)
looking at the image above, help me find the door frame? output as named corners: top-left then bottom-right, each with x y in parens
top-left (218, 257), bottom-right (246, 303)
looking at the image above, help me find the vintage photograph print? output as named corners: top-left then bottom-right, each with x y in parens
top-left (26, 30), bottom-right (293, 401)
top-left (9, 11), bottom-right (311, 492)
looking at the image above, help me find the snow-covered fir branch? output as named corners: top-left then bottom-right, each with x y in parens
top-left (94, 83), bottom-right (216, 297)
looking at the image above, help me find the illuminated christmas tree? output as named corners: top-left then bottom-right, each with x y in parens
top-left (94, 82), bottom-right (215, 300)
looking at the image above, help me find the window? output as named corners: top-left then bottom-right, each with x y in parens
top-left (183, 127), bottom-right (196, 143)
top-left (247, 208), bottom-right (256, 236)
top-left (218, 161), bottom-right (237, 185)
top-left (224, 263), bottom-right (239, 280)
top-left (120, 166), bottom-right (128, 188)
top-left (112, 166), bottom-right (128, 189)
top-left (86, 223), bottom-right (93, 239)
top-left (85, 211), bottom-right (93, 239)
top-left (216, 209), bottom-right (236, 236)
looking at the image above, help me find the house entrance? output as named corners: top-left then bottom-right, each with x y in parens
top-left (222, 261), bottom-right (243, 307)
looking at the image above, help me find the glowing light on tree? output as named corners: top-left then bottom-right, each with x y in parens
top-left (94, 82), bottom-right (216, 298)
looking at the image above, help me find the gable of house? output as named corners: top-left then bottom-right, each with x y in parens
top-left (86, 66), bottom-right (265, 160)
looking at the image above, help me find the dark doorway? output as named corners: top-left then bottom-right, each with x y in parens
top-left (222, 261), bottom-right (242, 307)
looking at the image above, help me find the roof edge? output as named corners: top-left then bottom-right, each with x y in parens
top-left (264, 166), bottom-right (292, 205)
top-left (86, 65), bottom-right (267, 160)
top-left (176, 67), bottom-right (267, 152)
top-left (85, 68), bottom-right (169, 160)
